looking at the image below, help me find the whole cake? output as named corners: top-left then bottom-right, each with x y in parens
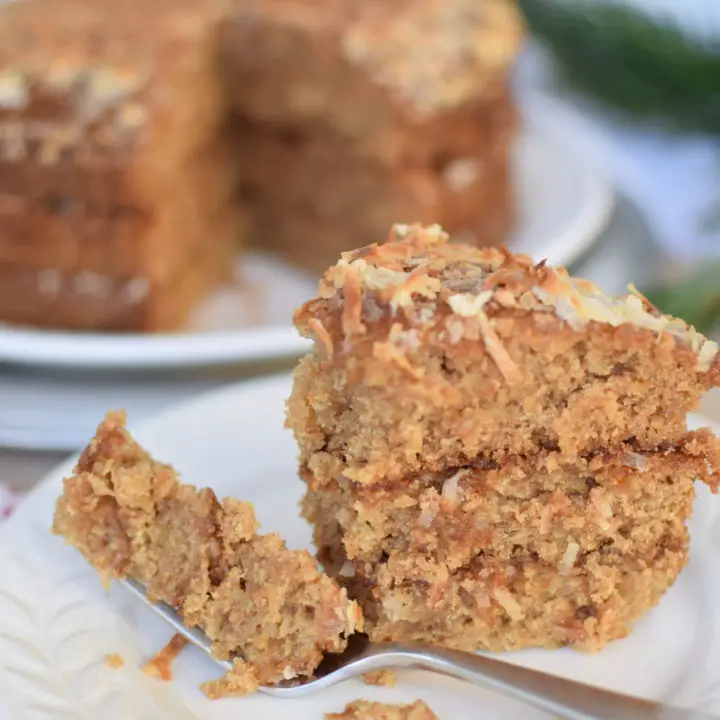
top-left (0, 0), bottom-right (522, 332)
top-left (287, 223), bottom-right (720, 652)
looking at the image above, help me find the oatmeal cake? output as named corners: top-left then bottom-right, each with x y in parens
top-left (326, 700), bottom-right (438, 720)
top-left (0, 0), bottom-right (521, 331)
top-left (52, 411), bottom-right (362, 695)
top-left (287, 223), bottom-right (720, 652)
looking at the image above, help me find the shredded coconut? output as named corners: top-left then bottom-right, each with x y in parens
top-left (492, 588), bottom-right (523, 621)
top-left (622, 452), bottom-right (649, 471)
top-left (559, 541), bottom-right (579, 575)
top-left (441, 469), bottom-right (468, 505)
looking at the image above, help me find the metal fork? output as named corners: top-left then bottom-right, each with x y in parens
top-left (121, 577), bottom-right (716, 719)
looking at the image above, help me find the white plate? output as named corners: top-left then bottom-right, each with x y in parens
top-left (0, 125), bottom-right (613, 372)
top-left (0, 375), bottom-right (718, 720)
top-left (0, 368), bottom-right (232, 451)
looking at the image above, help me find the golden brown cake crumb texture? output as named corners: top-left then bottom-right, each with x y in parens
top-left (304, 438), bottom-right (717, 651)
top-left (362, 669), bottom-right (397, 687)
top-left (52, 411), bottom-right (362, 696)
top-left (287, 223), bottom-right (720, 655)
top-left (326, 700), bottom-right (438, 720)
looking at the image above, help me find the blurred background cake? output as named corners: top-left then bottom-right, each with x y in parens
top-left (0, 0), bottom-right (242, 332)
top-left (0, 0), bottom-right (523, 332)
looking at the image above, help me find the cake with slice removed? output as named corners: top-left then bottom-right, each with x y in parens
top-left (0, 0), bottom-right (522, 331)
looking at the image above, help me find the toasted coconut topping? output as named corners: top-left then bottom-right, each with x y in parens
top-left (308, 223), bottom-right (718, 374)
top-left (559, 541), bottom-right (579, 575)
top-left (308, 318), bottom-right (334, 358)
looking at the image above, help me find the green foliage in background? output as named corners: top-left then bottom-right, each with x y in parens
top-left (643, 264), bottom-right (720, 336)
top-left (518, 0), bottom-right (720, 135)
top-left (519, 0), bottom-right (720, 334)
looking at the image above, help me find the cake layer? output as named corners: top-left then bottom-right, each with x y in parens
top-left (0, 156), bottom-right (239, 278)
top-left (53, 412), bottom-right (361, 695)
top-left (287, 225), bottom-right (720, 486)
top-left (0, 0), bottom-right (234, 201)
top-left (303, 433), bottom-right (717, 573)
top-left (0, 137), bottom-right (239, 237)
top-left (323, 529), bottom-right (688, 653)
top-left (0, 200), bottom-right (148, 275)
top-left (218, 0), bottom-right (522, 145)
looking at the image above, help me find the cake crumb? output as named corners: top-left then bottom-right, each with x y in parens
top-left (326, 699), bottom-right (438, 719)
top-left (201, 658), bottom-right (261, 698)
top-left (105, 653), bottom-right (124, 669)
top-left (143, 634), bottom-right (189, 682)
top-left (362, 669), bottom-right (397, 687)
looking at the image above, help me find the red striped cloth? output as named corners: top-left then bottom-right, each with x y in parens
top-left (0, 485), bottom-right (22, 522)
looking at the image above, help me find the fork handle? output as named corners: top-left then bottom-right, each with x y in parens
top-left (365, 643), bottom-right (716, 720)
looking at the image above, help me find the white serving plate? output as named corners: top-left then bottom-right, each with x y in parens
top-left (0, 124), bottom-right (613, 371)
top-left (0, 375), bottom-right (718, 719)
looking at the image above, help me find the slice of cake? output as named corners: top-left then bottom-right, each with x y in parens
top-left (287, 223), bottom-right (720, 653)
top-left (220, 0), bottom-right (522, 273)
top-left (52, 411), bottom-right (362, 695)
top-left (0, 0), bottom-right (241, 331)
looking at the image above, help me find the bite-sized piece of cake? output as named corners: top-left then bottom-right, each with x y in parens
top-left (218, 0), bottom-right (522, 273)
top-left (52, 411), bottom-right (362, 695)
top-left (287, 224), bottom-right (720, 486)
top-left (326, 700), bottom-right (438, 720)
top-left (304, 434), bottom-right (719, 650)
top-left (0, 0), bottom-right (241, 331)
